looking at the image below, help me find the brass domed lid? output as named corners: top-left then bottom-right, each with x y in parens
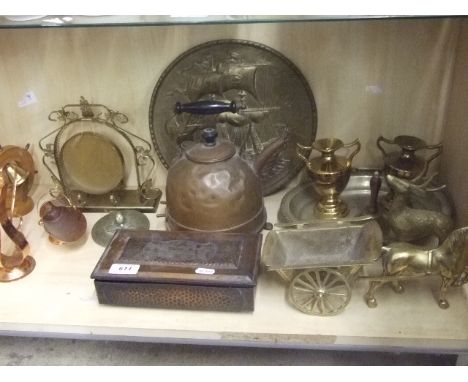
top-left (185, 128), bottom-right (236, 164)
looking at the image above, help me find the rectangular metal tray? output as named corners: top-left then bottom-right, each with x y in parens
top-left (262, 221), bottom-right (382, 271)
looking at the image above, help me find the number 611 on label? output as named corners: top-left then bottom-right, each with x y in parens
top-left (108, 264), bottom-right (140, 275)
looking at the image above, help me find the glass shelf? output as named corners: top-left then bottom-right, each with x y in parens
top-left (0, 15), bottom-right (439, 29)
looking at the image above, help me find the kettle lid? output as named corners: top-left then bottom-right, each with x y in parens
top-left (393, 135), bottom-right (427, 151)
top-left (185, 128), bottom-right (236, 163)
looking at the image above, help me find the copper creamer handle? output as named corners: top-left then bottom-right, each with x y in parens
top-left (344, 139), bottom-right (361, 167)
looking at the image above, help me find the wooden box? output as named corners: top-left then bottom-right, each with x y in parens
top-left (90, 230), bottom-right (262, 312)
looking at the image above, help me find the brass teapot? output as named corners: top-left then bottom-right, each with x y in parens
top-left (166, 127), bottom-right (285, 233)
top-left (377, 135), bottom-right (442, 180)
top-left (297, 138), bottom-right (360, 219)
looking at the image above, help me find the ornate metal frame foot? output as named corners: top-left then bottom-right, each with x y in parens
top-left (365, 295), bottom-right (378, 308)
top-left (391, 281), bottom-right (405, 294)
top-left (438, 299), bottom-right (450, 309)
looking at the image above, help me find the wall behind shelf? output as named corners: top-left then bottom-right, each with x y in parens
top-left (0, 18), bottom-right (461, 189)
top-left (441, 20), bottom-right (468, 226)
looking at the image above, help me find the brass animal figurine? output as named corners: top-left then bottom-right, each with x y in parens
top-left (365, 226), bottom-right (468, 309)
top-left (381, 172), bottom-right (453, 243)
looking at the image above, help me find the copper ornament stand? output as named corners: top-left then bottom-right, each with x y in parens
top-left (0, 146), bottom-right (36, 282)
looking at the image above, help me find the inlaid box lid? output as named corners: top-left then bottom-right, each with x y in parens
top-left (91, 230), bottom-right (262, 287)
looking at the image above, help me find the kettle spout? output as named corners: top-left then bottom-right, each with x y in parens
top-left (253, 128), bottom-right (288, 175)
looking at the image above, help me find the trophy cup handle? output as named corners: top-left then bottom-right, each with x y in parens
top-left (376, 135), bottom-right (395, 157)
top-left (417, 142), bottom-right (443, 170)
top-left (296, 143), bottom-right (313, 165)
top-left (344, 139), bottom-right (361, 167)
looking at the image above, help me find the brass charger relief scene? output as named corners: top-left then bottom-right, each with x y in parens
top-left (149, 39), bottom-right (318, 195)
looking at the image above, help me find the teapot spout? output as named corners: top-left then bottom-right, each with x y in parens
top-left (253, 129), bottom-right (288, 175)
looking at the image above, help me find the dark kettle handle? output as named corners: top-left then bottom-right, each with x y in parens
top-left (175, 100), bottom-right (239, 115)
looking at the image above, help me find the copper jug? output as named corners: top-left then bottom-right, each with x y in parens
top-left (377, 135), bottom-right (442, 180)
top-left (166, 127), bottom-right (285, 233)
top-left (297, 138), bottom-right (360, 219)
top-left (39, 201), bottom-right (87, 244)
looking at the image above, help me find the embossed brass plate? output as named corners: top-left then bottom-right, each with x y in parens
top-left (149, 39), bottom-right (317, 195)
top-left (91, 230), bottom-right (262, 311)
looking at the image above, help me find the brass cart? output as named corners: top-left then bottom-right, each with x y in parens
top-left (262, 222), bottom-right (468, 316)
top-left (262, 221), bottom-right (383, 316)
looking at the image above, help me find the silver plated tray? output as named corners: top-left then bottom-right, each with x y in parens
top-left (149, 39), bottom-right (317, 195)
top-left (278, 169), bottom-right (454, 225)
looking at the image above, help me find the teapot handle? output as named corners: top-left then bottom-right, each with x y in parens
top-left (376, 135), bottom-right (395, 157)
top-left (343, 139), bottom-right (361, 167)
top-left (296, 143), bottom-right (313, 165)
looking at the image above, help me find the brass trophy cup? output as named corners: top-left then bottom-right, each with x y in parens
top-left (297, 138), bottom-right (361, 219)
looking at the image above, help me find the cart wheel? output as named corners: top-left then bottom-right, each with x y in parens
top-left (288, 268), bottom-right (351, 316)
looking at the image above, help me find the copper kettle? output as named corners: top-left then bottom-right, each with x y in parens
top-left (165, 101), bottom-right (286, 233)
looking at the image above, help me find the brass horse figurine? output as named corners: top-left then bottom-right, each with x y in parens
top-left (365, 226), bottom-right (468, 309)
